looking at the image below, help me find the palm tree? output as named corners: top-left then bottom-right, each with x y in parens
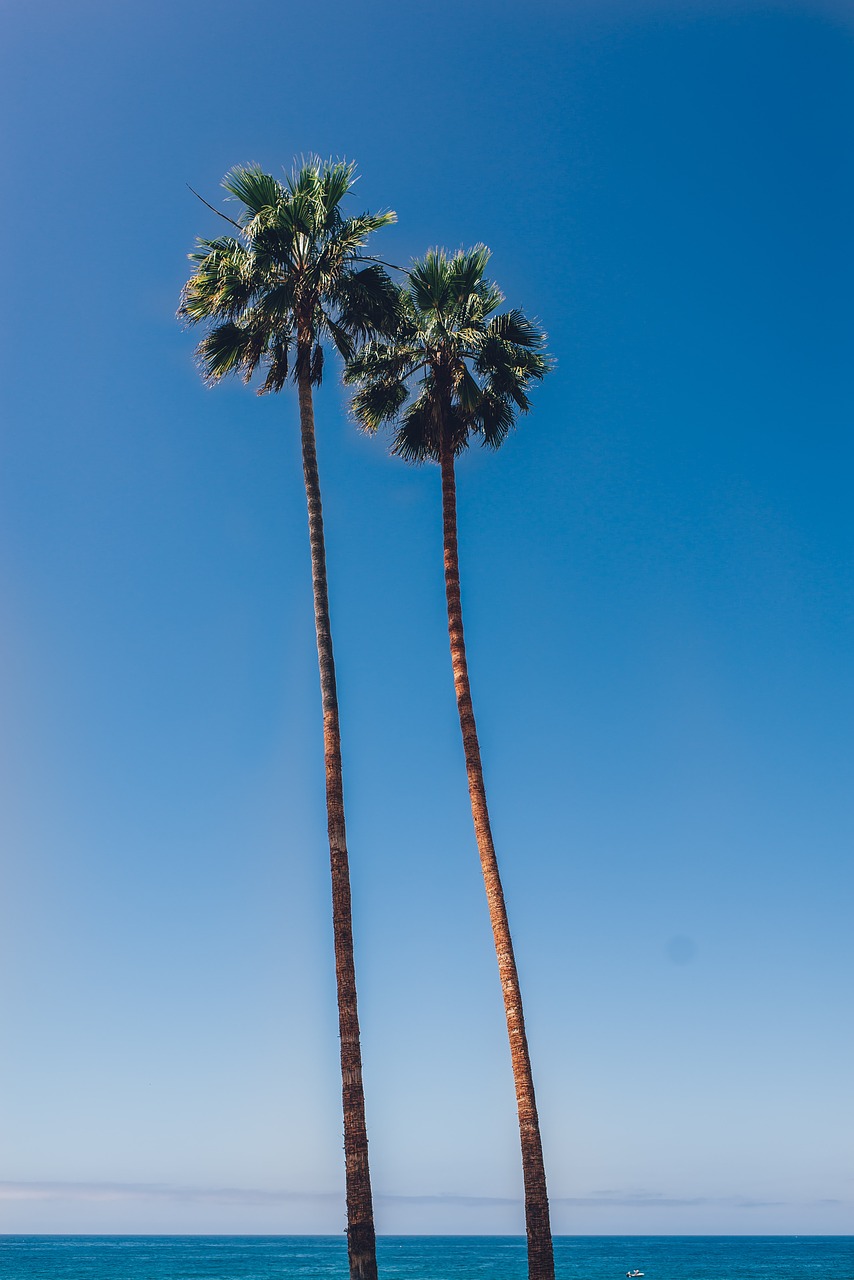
top-left (345, 247), bottom-right (554, 1280)
top-left (180, 159), bottom-right (397, 1280)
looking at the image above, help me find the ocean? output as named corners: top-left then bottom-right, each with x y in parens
top-left (0, 1236), bottom-right (851, 1279)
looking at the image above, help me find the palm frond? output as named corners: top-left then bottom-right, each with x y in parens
top-left (446, 245), bottom-right (491, 307)
top-left (333, 211), bottom-right (397, 257)
top-left (195, 321), bottom-right (264, 384)
top-left (222, 165), bottom-right (284, 222)
top-left (331, 265), bottom-right (402, 342)
top-left (319, 160), bottom-right (358, 227)
top-left (391, 390), bottom-right (439, 463)
top-left (310, 342), bottom-right (324, 387)
top-left (343, 339), bottom-right (424, 385)
top-left (475, 309), bottom-right (550, 396)
top-left (320, 311), bottom-right (356, 363)
top-left (258, 339), bottom-right (290, 394)
top-left (408, 250), bottom-right (451, 316)
top-left (456, 364), bottom-right (483, 414)
top-left (254, 281), bottom-right (297, 325)
top-left (472, 279), bottom-right (504, 319)
top-left (351, 378), bottom-right (409, 432)
top-left (474, 346), bottom-right (536, 411)
top-left (180, 237), bottom-right (254, 324)
top-left (455, 325), bottom-right (488, 356)
top-left (474, 391), bottom-right (517, 448)
top-left (487, 309), bottom-right (546, 350)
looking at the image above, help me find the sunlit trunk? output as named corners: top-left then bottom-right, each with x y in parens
top-left (298, 355), bottom-right (378, 1280)
top-left (440, 438), bottom-right (555, 1280)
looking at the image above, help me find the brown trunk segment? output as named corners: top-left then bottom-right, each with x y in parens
top-left (297, 356), bottom-right (378, 1280)
top-left (440, 440), bottom-right (555, 1280)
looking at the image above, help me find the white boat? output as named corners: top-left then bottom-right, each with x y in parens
top-left (626, 1271), bottom-right (644, 1277)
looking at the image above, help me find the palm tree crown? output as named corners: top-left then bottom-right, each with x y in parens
top-left (180, 158), bottom-right (398, 387)
top-left (345, 245), bottom-right (549, 456)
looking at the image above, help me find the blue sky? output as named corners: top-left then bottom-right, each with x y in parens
top-left (0, 0), bottom-right (852, 1237)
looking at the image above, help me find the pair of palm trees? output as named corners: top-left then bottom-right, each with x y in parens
top-left (180, 160), bottom-right (554, 1280)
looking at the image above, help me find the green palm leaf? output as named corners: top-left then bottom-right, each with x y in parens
top-left (351, 378), bottom-right (409, 431)
top-left (196, 321), bottom-right (264, 383)
top-left (222, 165), bottom-right (284, 223)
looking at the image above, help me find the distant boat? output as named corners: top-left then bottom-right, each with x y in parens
top-left (626, 1271), bottom-right (644, 1277)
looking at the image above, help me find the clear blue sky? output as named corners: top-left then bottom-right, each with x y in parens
top-left (1, 0), bottom-right (852, 1237)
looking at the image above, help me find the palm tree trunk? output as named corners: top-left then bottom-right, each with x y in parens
top-left (297, 359), bottom-right (378, 1280)
top-left (440, 440), bottom-right (555, 1280)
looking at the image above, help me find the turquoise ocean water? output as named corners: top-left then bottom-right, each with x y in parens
top-left (0, 1237), bottom-right (851, 1279)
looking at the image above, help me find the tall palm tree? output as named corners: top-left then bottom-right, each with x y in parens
top-left (345, 247), bottom-right (554, 1280)
top-left (180, 159), bottom-right (397, 1280)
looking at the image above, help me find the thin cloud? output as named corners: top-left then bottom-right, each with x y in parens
top-left (0, 1182), bottom-right (340, 1206)
top-left (379, 1193), bottom-right (519, 1207)
top-left (553, 1192), bottom-right (784, 1209)
top-left (0, 1182), bottom-right (843, 1211)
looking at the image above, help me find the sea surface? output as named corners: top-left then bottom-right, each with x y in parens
top-left (0, 1236), bottom-right (851, 1280)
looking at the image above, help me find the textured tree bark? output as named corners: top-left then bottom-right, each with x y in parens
top-left (440, 439), bottom-right (555, 1280)
top-left (298, 355), bottom-right (378, 1280)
